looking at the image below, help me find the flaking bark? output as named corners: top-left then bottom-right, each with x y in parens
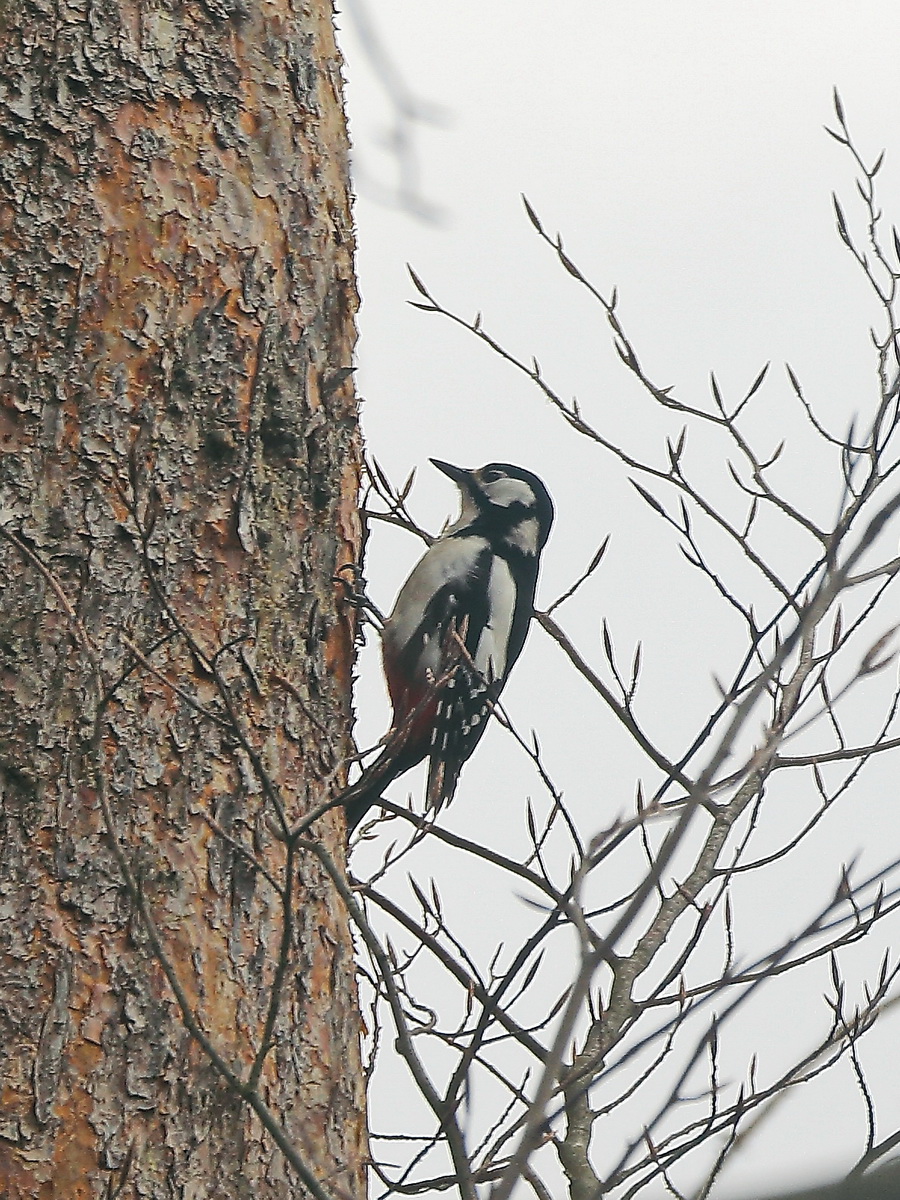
top-left (0, 2), bottom-right (364, 1196)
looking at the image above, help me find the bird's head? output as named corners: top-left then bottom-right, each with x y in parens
top-left (430, 459), bottom-right (554, 557)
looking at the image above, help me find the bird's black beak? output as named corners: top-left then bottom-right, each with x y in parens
top-left (430, 458), bottom-right (471, 486)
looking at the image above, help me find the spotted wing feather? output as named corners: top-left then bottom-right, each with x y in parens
top-left (423, 548), bottom-right (523, 809)
top-left (425, 647), bottom-right (499, 810)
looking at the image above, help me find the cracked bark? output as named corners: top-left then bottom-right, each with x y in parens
top-left (0, 2), bottom-right (364, 1197)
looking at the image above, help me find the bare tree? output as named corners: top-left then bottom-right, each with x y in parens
top-left (0, 3), bottom-right (364, 1197)
top-left (4, 7), bottom-right (899, 1195)
top-left (345, 93), bottom-right (900, 1200)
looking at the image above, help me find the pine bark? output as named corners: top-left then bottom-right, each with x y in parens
top-left (0, 2), bottom-right (363, 1197)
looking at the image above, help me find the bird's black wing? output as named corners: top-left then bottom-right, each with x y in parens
top-left (423, 547), bottom-right (508, 811)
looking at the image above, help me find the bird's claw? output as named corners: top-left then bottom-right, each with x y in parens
top-left (334, 563), bottom-right (386, 629)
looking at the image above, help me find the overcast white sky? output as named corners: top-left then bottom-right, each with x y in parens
top-left (337, 5), bottom-right (900, 1195)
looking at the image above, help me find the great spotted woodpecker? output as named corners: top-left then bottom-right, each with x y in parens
top-left (344, 459), bottom-right (554, 832)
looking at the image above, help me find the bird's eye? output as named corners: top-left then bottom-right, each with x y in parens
top-left (482, 468), bottom-right (503, 482)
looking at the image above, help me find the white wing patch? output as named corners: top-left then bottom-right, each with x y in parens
top-left (384, 535), bottom-right (489, 663)
top-left (474, 556), bottom-right (516, 682)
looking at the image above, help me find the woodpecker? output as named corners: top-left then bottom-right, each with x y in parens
top-left (343, 459), bottom-right (554, 833)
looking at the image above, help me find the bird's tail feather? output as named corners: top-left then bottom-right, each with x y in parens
top-left (341, 749), bottom-right (405, 833)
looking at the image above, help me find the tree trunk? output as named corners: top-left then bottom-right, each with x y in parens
top-left (0, 2), bottom-right (363, 1197)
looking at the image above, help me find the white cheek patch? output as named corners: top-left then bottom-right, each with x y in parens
top-left (474, 557), bottom-right (516, 682)
top-left (485, 477), bottom-right (536, 509)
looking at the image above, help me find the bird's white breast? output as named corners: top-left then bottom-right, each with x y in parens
top-left (473, 556), bottom-right (516, 682)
